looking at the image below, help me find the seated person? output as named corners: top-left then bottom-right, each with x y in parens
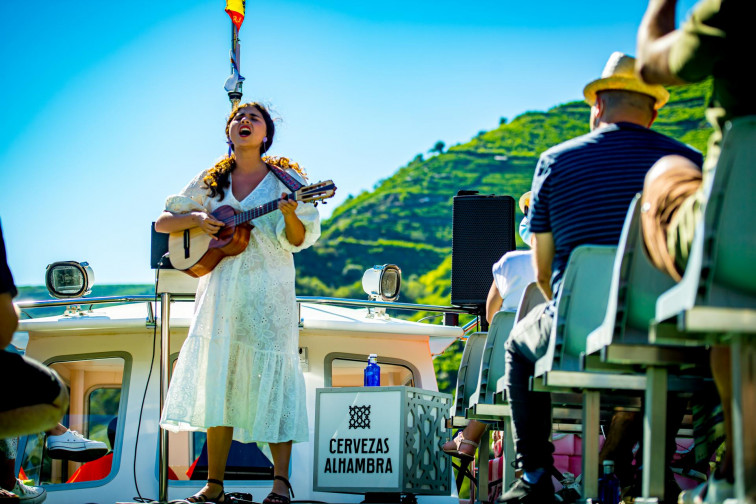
top-left (486, 192), bottom-right (536, 323)
top-left (0, 221), bottom-right (68, 440)
top-left (636, 0), bottom-right (755, 501)
top-left (444, 194), bottom-right (536, 459)
top-left (0, 222), bottom-right (105, 503)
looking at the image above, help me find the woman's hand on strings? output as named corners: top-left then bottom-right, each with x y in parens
top-left (279, 193), bottom-right (305, 246)
top-left (278, 193), bottom-right (299, 217)
top-left (194, 211), bottom-right (224, 239)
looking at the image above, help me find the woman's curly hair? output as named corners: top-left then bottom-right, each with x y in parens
top-left (203, 102), bottom-right (306, 200)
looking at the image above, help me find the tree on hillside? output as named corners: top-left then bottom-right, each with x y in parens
top-left (429, 141), bottom-right (445, 155)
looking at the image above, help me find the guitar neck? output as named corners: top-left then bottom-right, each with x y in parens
top-left (232, 195), bottom-right (291, 226)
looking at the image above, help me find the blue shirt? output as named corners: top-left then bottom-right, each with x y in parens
top-left (528, 122), bottom-right (703, 297)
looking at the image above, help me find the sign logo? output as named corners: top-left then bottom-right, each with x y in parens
top-left (349, 405), bottom-right (371, 429)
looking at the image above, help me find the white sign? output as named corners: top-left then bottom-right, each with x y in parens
top-left (315, 389), bottom-right (402, 491)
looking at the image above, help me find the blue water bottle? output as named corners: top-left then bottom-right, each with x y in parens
top-left (598, 460), bottom-right (621, 504)
top-left (364, 354), bottom-right (380, 386)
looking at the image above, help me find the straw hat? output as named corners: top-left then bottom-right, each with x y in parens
top-left (583, 52), bottom-right (669, 110)
top-left (519, 191), bottom-right (532, 214)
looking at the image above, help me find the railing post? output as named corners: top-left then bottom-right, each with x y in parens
top-left (159, 292), bottom-right (171, 503)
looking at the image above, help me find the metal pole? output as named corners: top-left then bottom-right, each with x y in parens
top-left (158, 292), bottom-right (171, 502)
top-left (228, 23), bottom-right (242, 107)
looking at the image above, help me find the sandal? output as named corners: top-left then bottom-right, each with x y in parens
top-left (186, 478), bottom-right (226, 503)
top-left (263, 475), bottom-right (295, 504)
top-left (442, 431), bottom-right (478, 460)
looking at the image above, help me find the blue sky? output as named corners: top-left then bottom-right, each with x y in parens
top-left (0, 0), bottom-right (698, 286)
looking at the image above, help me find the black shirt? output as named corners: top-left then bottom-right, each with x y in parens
top-left (0, 220), bottom-right (18, 298)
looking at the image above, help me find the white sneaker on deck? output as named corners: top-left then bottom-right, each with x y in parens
top-left (678, 476), bottom-right (734, 504)
top-left (46, 429), bottom-right (108, 462)
top-left (704, 476), bottom-right (734, 504)
top-left (11, 479), bottom-right (46, 504)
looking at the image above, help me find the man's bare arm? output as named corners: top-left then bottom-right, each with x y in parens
top-left (636, 0), bottom-right (688, 85)
top-left (533, 232), bottom-right (555, 301)
top-left (486, 280), bottom-right (503, 324)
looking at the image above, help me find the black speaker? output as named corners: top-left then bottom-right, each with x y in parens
top-left (150, 223), bottom-right (174, 269)
top-left (451, 193), bottom-right (516, 307)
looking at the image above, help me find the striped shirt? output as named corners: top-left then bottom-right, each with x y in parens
top-left (529, 122), bottom-right (703, 296)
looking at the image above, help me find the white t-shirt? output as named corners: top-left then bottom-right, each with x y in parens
top-left (492, 250), bottom-right (535, 312)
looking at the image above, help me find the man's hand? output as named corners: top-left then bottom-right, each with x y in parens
top-left (636, 0), bottom-right (688, 85)
top-left (279, 193), bottom-right (305, 246)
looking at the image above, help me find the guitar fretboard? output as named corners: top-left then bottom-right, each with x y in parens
top-left (227, 195), bottom-right (292, 226)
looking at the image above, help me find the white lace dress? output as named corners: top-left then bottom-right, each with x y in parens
top-left (159, 168), bottom-right (320, 444)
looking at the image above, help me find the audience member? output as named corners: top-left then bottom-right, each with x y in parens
top-left (1, 221), bottom-right (107, 502)
top-left (497, 52), bottom-right (702, 504)
top-left (443, 193), bottom-right (537, 460)
top-left (486, 192), bottom-right (536, 323)
top-left (636, 1), bottom-right (755, 501)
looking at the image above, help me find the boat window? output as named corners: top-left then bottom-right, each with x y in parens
top-left (167, 358), bottom-right (274, 482)
top-left (329, 357), bottom-right (415, 387)
top-left (17, 356), bottom-right (126, 487)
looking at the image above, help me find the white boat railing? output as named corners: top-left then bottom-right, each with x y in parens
top-left (15, 294), bottom-right (481, 334)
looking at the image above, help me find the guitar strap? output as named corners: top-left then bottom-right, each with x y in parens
top-left (268, 164), bottom-right (303, 192)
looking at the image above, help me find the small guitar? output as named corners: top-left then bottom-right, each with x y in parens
top-left (168, 180), bottom-right (336, 277)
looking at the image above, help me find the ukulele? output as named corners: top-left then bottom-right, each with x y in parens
top-left (168, 180), bottom-right (336, 277)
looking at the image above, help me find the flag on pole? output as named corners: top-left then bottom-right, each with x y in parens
top-left (225, 0), bottom-right (246, 30)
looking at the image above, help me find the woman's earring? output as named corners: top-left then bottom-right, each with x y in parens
top-left (261, 136), bottom-right (268, 154)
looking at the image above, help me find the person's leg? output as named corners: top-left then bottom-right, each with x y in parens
top-left (442, 420), bottom-right (488, 458)
top-left (46, 424), bottom-right (66, 436)
top-left (0, 438), bottom-right (45, 502)
top-left (268, 441), bottom-right (293, 498)
top-left (498, 303), bottom-right (555, 503)
top-left (0, 353), bottom-right (68, 439)
top-left (503, 303), bottom-right (554, 474)
top-left (710, 346), bottom-right (733, 480)
top-left (599, 411), bottom-right (641, 487)
top-left (189, 426), bottom-right (233, 502)
top-left (0, 441), bottom-right (15, 491)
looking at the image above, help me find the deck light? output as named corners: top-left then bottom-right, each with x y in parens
top-left (362, 264), bottom-right (402, 302)
top-left (45, 261), bottom-right (95, 299)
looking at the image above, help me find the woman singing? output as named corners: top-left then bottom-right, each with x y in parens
top-left (156, 102), bottom-right (320, 504)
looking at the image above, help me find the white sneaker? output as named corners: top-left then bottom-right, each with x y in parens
top-left (11, 479), bottom-right (46, 504)
top-left (704, 476), bottom-right (734, 504)
top-left (678, 476), bottom-right (735, 504)
top-left (46, 429), bottom-right (108, 462)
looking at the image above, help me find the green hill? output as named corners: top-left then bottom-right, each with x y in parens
top-left (295, 81), bottom-right (712, 304)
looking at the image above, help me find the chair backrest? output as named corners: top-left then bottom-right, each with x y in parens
top-left (657, 116), bottom-right (756, 319)
top-left (536, 245), bottom-right (617, 375)
top-left (588, 197), bottom-right (677, 351)
top-left (701, 116), bottom-right (756, 300)
top-left (476, 310), bottom-right (517, 405)
top-left (452, 332), bottom-right (487, 416)
top-left (516, 282), bottom-right (547, 322)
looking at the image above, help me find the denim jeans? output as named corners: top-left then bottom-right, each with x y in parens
top-left (503, 301), bottom-right (555, 472)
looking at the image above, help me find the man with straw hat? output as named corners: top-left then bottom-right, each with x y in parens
top-left (497, 52), bottom-right (702, 503)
